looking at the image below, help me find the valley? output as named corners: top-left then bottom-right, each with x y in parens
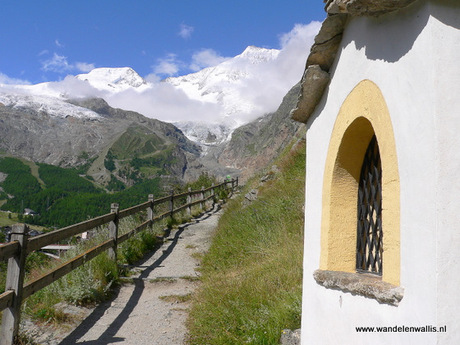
top-left (0, 51), bottom-right (304, 229)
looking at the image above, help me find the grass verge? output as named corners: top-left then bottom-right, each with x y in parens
top-left (187, 139), bottom-right (305, 345)
top-left (21, 215), bottom-right (164, 325)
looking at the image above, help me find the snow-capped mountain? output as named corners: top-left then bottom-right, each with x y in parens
top-left (0, 92), bottom-right (101, 119)
top-left (164, 46), bottom-right (281, 144)
top-left (76, 67), bottom-right (150, 93)
top-left (0, 45), bottom-right (292, 147)
top-left (0, 67), bottom-right (150, 125)
top-left (165, 46), bottom-right (280, 118)
top-left (0, 43), bottom-right (306, 184)
top-left (0, 67), bottom-right (149, 100)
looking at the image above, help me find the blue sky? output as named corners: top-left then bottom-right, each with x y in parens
top-left (0, 1), bottom-right (326, 84)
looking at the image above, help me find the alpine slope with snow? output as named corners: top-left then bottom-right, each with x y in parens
top-left (163, 46), bottom-right (282, 143)
top-left (76, 67), bottom-right (150, 93)
top-left (0, 28), bottom-right (319, 146)
top-left (0, 47), bottom-right (272, 144)
top-left (0, 92), bottom-right (101, 119)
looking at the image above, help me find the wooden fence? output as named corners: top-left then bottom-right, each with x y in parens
top-left (0, 178), bottom-right (238, 345)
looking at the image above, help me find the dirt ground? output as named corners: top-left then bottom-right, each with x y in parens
top-left (22, 205), bottom-right (224, 345)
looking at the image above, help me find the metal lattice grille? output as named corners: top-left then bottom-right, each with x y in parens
top-left (356, 135), bottom-right (383, 275)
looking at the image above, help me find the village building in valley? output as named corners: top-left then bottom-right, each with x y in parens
top-left (291, 0), bottom-right (460, 344)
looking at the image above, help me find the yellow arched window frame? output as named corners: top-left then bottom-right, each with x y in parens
top-left (320, 79), bottom-right (401, 286)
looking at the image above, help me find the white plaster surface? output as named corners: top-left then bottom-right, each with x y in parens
top-left (301, 1), bottom-right (460, 344)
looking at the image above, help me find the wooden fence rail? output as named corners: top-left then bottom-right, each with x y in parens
top-left (0, 178), bottom-right (237, 345)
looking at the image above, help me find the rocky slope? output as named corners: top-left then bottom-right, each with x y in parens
top-left (201, 82), bottom-right (304, 182)
top-left (0, 97), bottom-right (201, 187)
top-left (0, 42), bottom-right (306, 186)
top-left (0, 76), bottom-right (303, 186)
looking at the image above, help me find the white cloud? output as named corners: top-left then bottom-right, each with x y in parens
top-left (274, 21), bottom-right (322, 84)
top-left (41, 53), bottom-right (72, 73)
top-left (106, 84), bottom-right (222, 123)
top-left (279, 21), bottom-right (321, 50)
top-left (40, 52), bottom-right (95, 74)
top-left (178, 23), bottom-right (194, 39)
top-left (144, 73), bottom-right (161, 83)
top-left (0, 72), bottom-right (31, 85)
top-left (189, 49), bottom-right (230, 71)
top-left (55, 39), bottom-right (64, 48)
top-left (75, 62), bottom-right (95, 73)
top-left (47, 75), bottom-right (104, 98)
top-left (150, 49), bottom-right (228, 78)
top-left (153, 54), bottom-right (181, 76)
top-left (233, 21), bottom-right (321, 121)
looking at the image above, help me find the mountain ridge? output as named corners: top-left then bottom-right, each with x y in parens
top-left (1, 44), bottom-right (291, 146)
top-left (0, 44), bottom-right (304, 185)
top-left (0, 97), bottom-right (202, 188)
top-left (202, 82), bottom-right (303, 182)
top-left (76, 67), bottom-right (150, 93)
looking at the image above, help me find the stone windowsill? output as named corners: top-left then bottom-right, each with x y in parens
top-left (313, 269), bottom-right (404, 306)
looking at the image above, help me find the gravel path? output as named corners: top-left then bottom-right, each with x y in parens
top-left (25, 205), bottom-right (223, 345)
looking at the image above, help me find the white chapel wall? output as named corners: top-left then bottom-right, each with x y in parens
top-left (431, 2), bottom-right (460, 343)
top-left (301, 1), bottom-right (460, 344)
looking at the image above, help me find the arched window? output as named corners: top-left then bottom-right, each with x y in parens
top-left (356, 135), bottom-right (382, 275)
top-left (319, 80), bottom-right (400, 286)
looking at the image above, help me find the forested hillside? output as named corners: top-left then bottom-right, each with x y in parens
top-left (0, 157), bottom-right (163, 228)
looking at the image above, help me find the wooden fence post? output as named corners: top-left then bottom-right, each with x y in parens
top-left (186, 187), bottom-right (192, 217)
top-left (211, 183), bottom-right (215, 206)
top-left (147, 194), bottom-right (154, 225)
top-left (108, 203), bottom-right (119, 262)
top-left (201, 186), bottom-right (205, 212)
top-left (230, 178), bottom-right (235, 196)
top-left (1, 224), bottom-right (28, 345)
top-left (169, 190), bottom-right (174, 217)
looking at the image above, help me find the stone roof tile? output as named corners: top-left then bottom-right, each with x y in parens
top-left (325, 0), bottom-right (419, 17)
top-left (291, 0), bottom-right (420, 123)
